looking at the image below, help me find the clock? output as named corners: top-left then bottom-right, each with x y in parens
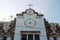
top-left (26, 9), bottom-right (34, 15)
top-left (24, 18), bottom-right (36, 27)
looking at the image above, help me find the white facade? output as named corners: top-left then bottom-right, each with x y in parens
top-left (14, 8), bottom-right (47, 40)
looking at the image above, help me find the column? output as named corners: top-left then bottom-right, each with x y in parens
top-left (33, 34), bottom-right (35, 40)
top-left (40, 35), bottom-right (47, 40)
top-left (27, 34), bottom-right (28, 40)
top-left (14, 34), bottom-right (20, 40)
top-left (20, 34), bottom-right (22, 40)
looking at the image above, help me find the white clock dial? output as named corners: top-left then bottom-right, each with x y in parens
top-left (24, 18), bottom-right (36, 27)
top-left (26, 9), bottom-right (33, 14)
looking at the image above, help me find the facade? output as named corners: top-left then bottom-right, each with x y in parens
top-left (0, 8), bottom-right (60, 40)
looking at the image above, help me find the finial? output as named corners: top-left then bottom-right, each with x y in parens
top-left (27, 3), bottom-right (33, 9)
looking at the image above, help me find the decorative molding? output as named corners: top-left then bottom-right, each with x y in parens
top-left (16, 8), bottom-right (44, 16)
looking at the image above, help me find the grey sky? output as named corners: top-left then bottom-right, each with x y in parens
top-left (0, 0), bottom-right (60, 24)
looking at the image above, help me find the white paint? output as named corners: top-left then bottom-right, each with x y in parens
top-left (14, 9), bottom-right (47, 40)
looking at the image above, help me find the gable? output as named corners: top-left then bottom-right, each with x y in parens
top-left (16, 8), bottom-right (44, 16)
top-left (16, 8), bottom-right (45, 28)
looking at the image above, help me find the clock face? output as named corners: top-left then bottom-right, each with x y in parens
top-left (26, 9), bottom-right (33, 15)
top-left (24, 18), bottom-right (36, 27)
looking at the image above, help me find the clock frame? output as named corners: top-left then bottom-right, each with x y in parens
top-left (24, 18), bottom-right (36, 27)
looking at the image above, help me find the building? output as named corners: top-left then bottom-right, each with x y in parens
top-left (0, 19), bottom-right (16, 40)
top-left (0, 8), bottom-right (60, 40)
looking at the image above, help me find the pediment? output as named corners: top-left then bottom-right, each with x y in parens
top-left (16, 8), bottom-right (44, 16)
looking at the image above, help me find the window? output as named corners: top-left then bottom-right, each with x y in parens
top-left (21, 34), bottom-right (27, 40)
top-left (28, 34), bottom-right (33, 40)
top-left (21, 31), bottom-right (40, 40)
top-left (35, 34), bottom-right (40, 40)
top-left (21, 34), bottom-right (40, 40)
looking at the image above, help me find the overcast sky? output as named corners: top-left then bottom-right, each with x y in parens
top-left (0, 0), bottom-right (60, 24)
